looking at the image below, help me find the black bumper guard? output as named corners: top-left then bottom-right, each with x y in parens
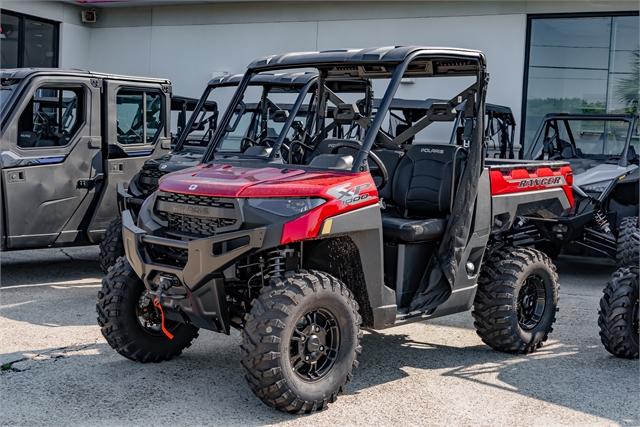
top-left (122, 209), bottom-right (265, 291)
top-left (122, 210), bottom-right (265, 333)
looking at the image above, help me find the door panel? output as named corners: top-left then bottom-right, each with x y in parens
top-left (1, 78), bottom-right (102, 249)
top-left (87, 81), bottom-right (171, 242)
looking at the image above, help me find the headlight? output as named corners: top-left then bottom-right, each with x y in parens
top-left (247, 197), bottom-right (325, 216)
top-left (582, 180), bottom-right (612, 193)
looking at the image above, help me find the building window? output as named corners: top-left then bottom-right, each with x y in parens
top-left (522, 13), bottom-right (639, 151)
top-left (1, 11), bottom-right (59, 69)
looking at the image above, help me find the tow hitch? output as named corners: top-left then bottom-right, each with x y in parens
top-left (151, 277), bottom-right (174, 339)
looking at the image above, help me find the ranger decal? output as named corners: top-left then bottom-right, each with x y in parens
top-left (510, 176), bottom-right (566, 189)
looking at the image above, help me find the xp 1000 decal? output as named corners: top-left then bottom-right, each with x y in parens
top-left (327, 182), bottom-right (373, 206)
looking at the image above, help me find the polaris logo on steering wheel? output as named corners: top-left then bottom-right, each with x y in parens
top-left (511, 176), bottom-right (566, 188)
top-left (327, 182), bottom-right (372, 206)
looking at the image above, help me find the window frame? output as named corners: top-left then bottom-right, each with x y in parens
top-left (1, 10), bottom-right (59, 68)
top-left (114, 87), bottom-right (166, 148)
top-left (520, 10), bottom-right (639, 157)
top-left (16, 84), bottom-right (87, 151)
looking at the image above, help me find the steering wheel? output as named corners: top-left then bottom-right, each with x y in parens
top-left (330, 141), bottom-right (388, 191)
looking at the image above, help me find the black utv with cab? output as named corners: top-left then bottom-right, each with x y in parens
top-left (98, 47), bottom-right (574, 413)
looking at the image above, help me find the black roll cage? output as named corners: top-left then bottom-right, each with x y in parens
top-left (196, 48), bottom-right (487, 172)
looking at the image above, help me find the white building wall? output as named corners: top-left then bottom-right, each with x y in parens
top-left (59, 23), bottom-right (92, 69)
top-left (2, 0), bottom-right (638, 144)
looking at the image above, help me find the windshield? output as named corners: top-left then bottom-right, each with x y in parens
top-left (213, 86), bottom-right (309, 155)
top-left (529, 118), bottom-right (637, 159)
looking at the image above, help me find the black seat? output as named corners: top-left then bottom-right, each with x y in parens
top-left (382, 143), bottom-right (466, 242)
top-left (18, 131), bottom-right (38, 148)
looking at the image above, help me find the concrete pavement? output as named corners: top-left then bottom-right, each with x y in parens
top-left (1, 247), bottom-right (637, 426)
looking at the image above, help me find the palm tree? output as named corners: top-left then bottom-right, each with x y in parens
top-left (615, 46), bottom-right (639, 113)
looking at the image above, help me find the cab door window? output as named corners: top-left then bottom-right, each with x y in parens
top-left (116, 90), bottom-right (164, 145)
top-left (17, 87), bottom-right (83, 148)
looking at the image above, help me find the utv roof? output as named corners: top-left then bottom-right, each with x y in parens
top-left (207, 71), bottom-right (317, 88)
top-left (486, 103), bottom-right (513, 117)
top-left (248, 46), bottom-right (486, 74)
top-left (0, 68), bottom-right (171, 85)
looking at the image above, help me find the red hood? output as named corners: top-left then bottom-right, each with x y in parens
top-left (158, 163), bottom-right (359, 198)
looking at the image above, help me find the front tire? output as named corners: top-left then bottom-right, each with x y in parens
top-left (473, 247), bottom-right (559, 354)
top-left (240, 270), bottom-right (362, 414)
top-left (616, 216), bottom-right (639, 268)
top-left (99, 216), bottom-right (125, 273)
top-left (598, 266), bottom-right (639, 359)
top-left (97, 257), bottom-right (199, 362)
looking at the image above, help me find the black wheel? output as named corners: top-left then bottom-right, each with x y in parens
top-left (99, 216), bottom-right (125, 273)
top-left (534, 241), bottom-right (562, 260)
top-left (240, 270), bottom-right (362, 414)
top-left (473, 247), bottom-right (559, 354)
top-left (96, 257), bottom-right (199, 362)
top-left (598, 266), bottom-right (639, 359)
top-left (616, 216), bottom-right (639, 268)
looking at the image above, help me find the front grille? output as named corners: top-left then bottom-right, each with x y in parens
top-left (156, 192), bottom-right (236, 208)
top-left (160, 214), bottom-right (236, 237)
top-left (139, 169), bottom-right (168, 194)
top-left (154, 191), bottom-right (239, 238)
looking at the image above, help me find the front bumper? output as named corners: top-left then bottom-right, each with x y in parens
top-left (122, 210), bottom-right (265, 333)
top-left (122, 209), bottom-right (265, 290)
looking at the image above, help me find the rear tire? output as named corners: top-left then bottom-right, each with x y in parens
top-left (616, 216), bottom-right (639, 268)
top-left (99, 216), bottom-right (125, 273)
top-left (598, 266), bottom-right (639, 359)
top-left (473, 247), bottom-right (559, 354)
top-left (97, 257), bottom-right (199, 362)
top-left (240, 270), bottom-right (362, 414)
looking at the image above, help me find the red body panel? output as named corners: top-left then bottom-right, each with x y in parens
top-left (157, 164), bottom-right (379, 243)
top-left (281, 173), bottom-right (378, 244)
top-left (489, 165), bottom-right (574, 209)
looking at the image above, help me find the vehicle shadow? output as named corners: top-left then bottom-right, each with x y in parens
top-left (350, 330), bottom-right (637, 426)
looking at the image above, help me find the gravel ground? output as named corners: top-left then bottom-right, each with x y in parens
top-left (1, 246), bottom-right (638, 427)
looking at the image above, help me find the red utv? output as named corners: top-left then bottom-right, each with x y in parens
top-left (98, 47), bottom-right (574, 413)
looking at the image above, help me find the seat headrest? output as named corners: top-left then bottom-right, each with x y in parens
top-left (243, 146), bottom-right (272, 157)
top-left (18, 131), bottom-right (38, 148)
top-left (391, 143), bottom-right (467, 215)
top-left (314, 138), bottom-right (361, 155)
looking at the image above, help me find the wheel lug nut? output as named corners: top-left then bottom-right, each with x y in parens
top-left (319, 346), bottom-right (324, 351)
top-left (305, 356), bottom-right (309, 361)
